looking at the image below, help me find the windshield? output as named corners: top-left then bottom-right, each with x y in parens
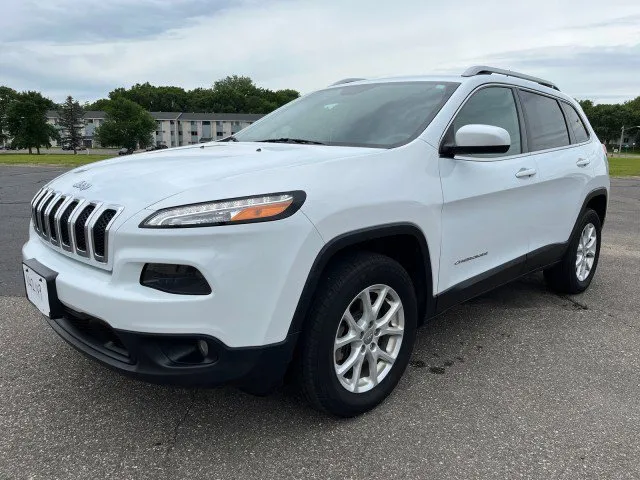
top-left (233, 81), bottom-right (459, 148)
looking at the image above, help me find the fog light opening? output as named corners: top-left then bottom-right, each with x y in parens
top-left (140, 263), bottom-right (212, 295)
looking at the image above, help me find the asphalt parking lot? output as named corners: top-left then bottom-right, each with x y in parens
top-left (1, 166), bottom-right (639, 480)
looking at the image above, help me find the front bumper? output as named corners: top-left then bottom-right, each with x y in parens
top-left (47, 305), bottom-right (299, 391)
top-left (22, 210), bottom-right (324, 347)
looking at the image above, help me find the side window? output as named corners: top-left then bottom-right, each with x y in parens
top-left (519, 90), bottom-right (570, 151)
top-left (450, 87), bottom-right (521, 157)
top-left (562, 103), bottom-right (590, 143)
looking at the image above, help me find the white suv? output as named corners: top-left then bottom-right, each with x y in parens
top-left (22, 66), bottom-right (609, 417)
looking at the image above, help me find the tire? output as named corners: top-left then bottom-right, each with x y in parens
top-left (544, 208), bottom-right (602, 294)
top-left (297, 252), bottom-right (417, 417)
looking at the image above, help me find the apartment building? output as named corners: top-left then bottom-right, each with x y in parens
top-left (151, 112), bottom-right (261, 147)
top-left (43, 111), bottom-right (263, 148)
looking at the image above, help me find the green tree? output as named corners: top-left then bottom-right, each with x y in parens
top-left (88, 76), bottom-right (300, 115)
top-left (6, 91), bottom-right (58, 154)
top-left (109, 83), bottom-right (191, 111)
top-left (578, 97), bottom-right (640, 147)
top-left (85, 98), bottom-right (111, 111)
top-left (94, 97), bottom-right (155, 149)
top-left (57, 96), bottom-right (85, 153)
top-left (0, 86), bottom-right (17, 146)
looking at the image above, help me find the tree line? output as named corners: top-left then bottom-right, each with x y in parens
top-left (87, 75), bottom-right (300, 114)
top-left (578, 97), bottom-right (640, 149)
top-left (0, 76), bottom-right (300, 153)
top-left (2, 76), bottom-right (639, 154)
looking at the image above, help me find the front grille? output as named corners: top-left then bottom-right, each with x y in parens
top-left (30, 188), bottom-right (122, 265)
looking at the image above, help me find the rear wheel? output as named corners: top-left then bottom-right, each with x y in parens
top-left (298, 252), bottom-right (417, 417)
top-left (544, 209), bottom-right (602, 294)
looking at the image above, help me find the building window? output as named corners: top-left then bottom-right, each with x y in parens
top-left (170, 120), bottom-right (175, 125)
top-left (191, 131), bottom-right (198, 136)
top-left (87, 119), bottom-right (93, 123)
top-left (217, 132), bottom-right (224, 137)
top-left (203, 121), bottom-right (210, 125)
top-left (191, 121), bottom-right (196, 127)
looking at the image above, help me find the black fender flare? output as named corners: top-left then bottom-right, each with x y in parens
top-left (287, 222), bottom-right (433, 335)
top-left (572, 187), bottom-right (608, 235)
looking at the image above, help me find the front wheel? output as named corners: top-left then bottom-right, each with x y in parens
top-left (544, 208), bottom-right (602, 294)
top-left (297, 252), bottom-right (417, 417)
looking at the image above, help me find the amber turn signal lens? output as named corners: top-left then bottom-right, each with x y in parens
top-left (230, 199), bottom-right (293, 221)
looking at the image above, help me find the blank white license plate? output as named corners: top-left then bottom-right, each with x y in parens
top-left (23, 264), bottom-right (51, 317)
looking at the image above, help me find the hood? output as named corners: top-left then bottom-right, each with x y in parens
top-left (47, 142), bottom-right (378, 210)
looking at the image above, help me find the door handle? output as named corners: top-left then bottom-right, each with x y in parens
top-left (576, 158), bottom-right (591, 167)
top-left (515, 167), bottom-right (536, 178)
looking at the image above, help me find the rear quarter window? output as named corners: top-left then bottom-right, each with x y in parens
top-left (562, 103), bottom-right (590, 143)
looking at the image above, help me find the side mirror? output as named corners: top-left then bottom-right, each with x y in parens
top-left (440, 124), bottom-right (511, 157)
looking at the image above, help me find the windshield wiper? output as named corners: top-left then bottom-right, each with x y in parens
top-left (255, 138), bottom-right (325, 145)
top-left (219, 135), bottom-right (238, 142)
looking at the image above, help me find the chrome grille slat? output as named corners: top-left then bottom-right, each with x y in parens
top-left (43, 192), bottom-right (63, 240)
top-left (31, 189), bottom-right (49, 232)
top-left (60, 200), bottom-right (80, 250)
top-left (92, 209), bottom-right (118, 262)
top-left (28, 188), bottom-right (123, 267)
top-left (67, 199), bottom-right (87, 254)
top-left (82, 203), bottom-right (102, 259)
top-left (37, 191), bottom-right (56, 237)
top-left (53, 196), bottom-right (74, 247)
top-left (33, 190), bottom-right (51, 233)
top-left (73, 202), bottom-right (95, 257)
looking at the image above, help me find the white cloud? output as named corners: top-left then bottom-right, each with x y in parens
top-left (1, 0), bottom-right (639, 103)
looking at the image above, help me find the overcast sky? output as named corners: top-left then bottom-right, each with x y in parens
top-left (1, 0), bottom-right (639, 105)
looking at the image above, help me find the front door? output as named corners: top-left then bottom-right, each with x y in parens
top-left (437, 86), bottom-right (538, 300)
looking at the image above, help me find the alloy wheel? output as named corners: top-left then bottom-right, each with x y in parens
top-left (576, 222), bottom-right (597, 282)
top-left (333, 284), bottom-right (404, 393)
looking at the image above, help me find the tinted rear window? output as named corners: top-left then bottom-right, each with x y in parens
top-left (562, 103), bottom-right (590, 143)
top-left (519, 90), bottom-right (570, 151)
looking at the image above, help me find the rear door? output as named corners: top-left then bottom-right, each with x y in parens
top-left (517, 90), bottom-right (595, 264)
top-left (438, 86), bottom-right (539, 297)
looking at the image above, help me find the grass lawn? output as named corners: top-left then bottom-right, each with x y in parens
top-left (608, 156), bottom-right (640, 177)
top-left (0, 154), bottom-right (113, 167)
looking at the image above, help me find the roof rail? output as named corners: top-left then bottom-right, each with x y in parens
top-left (462, 65), bottom-right (560, 91)
top-left (330, 78), bottom-right (366, 86)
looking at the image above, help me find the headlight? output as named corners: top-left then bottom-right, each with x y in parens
top-left (140, 191), bottom-right (306, 228)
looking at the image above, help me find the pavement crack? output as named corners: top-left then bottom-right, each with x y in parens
top-left (164, 390), bottom-right (197, 458)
